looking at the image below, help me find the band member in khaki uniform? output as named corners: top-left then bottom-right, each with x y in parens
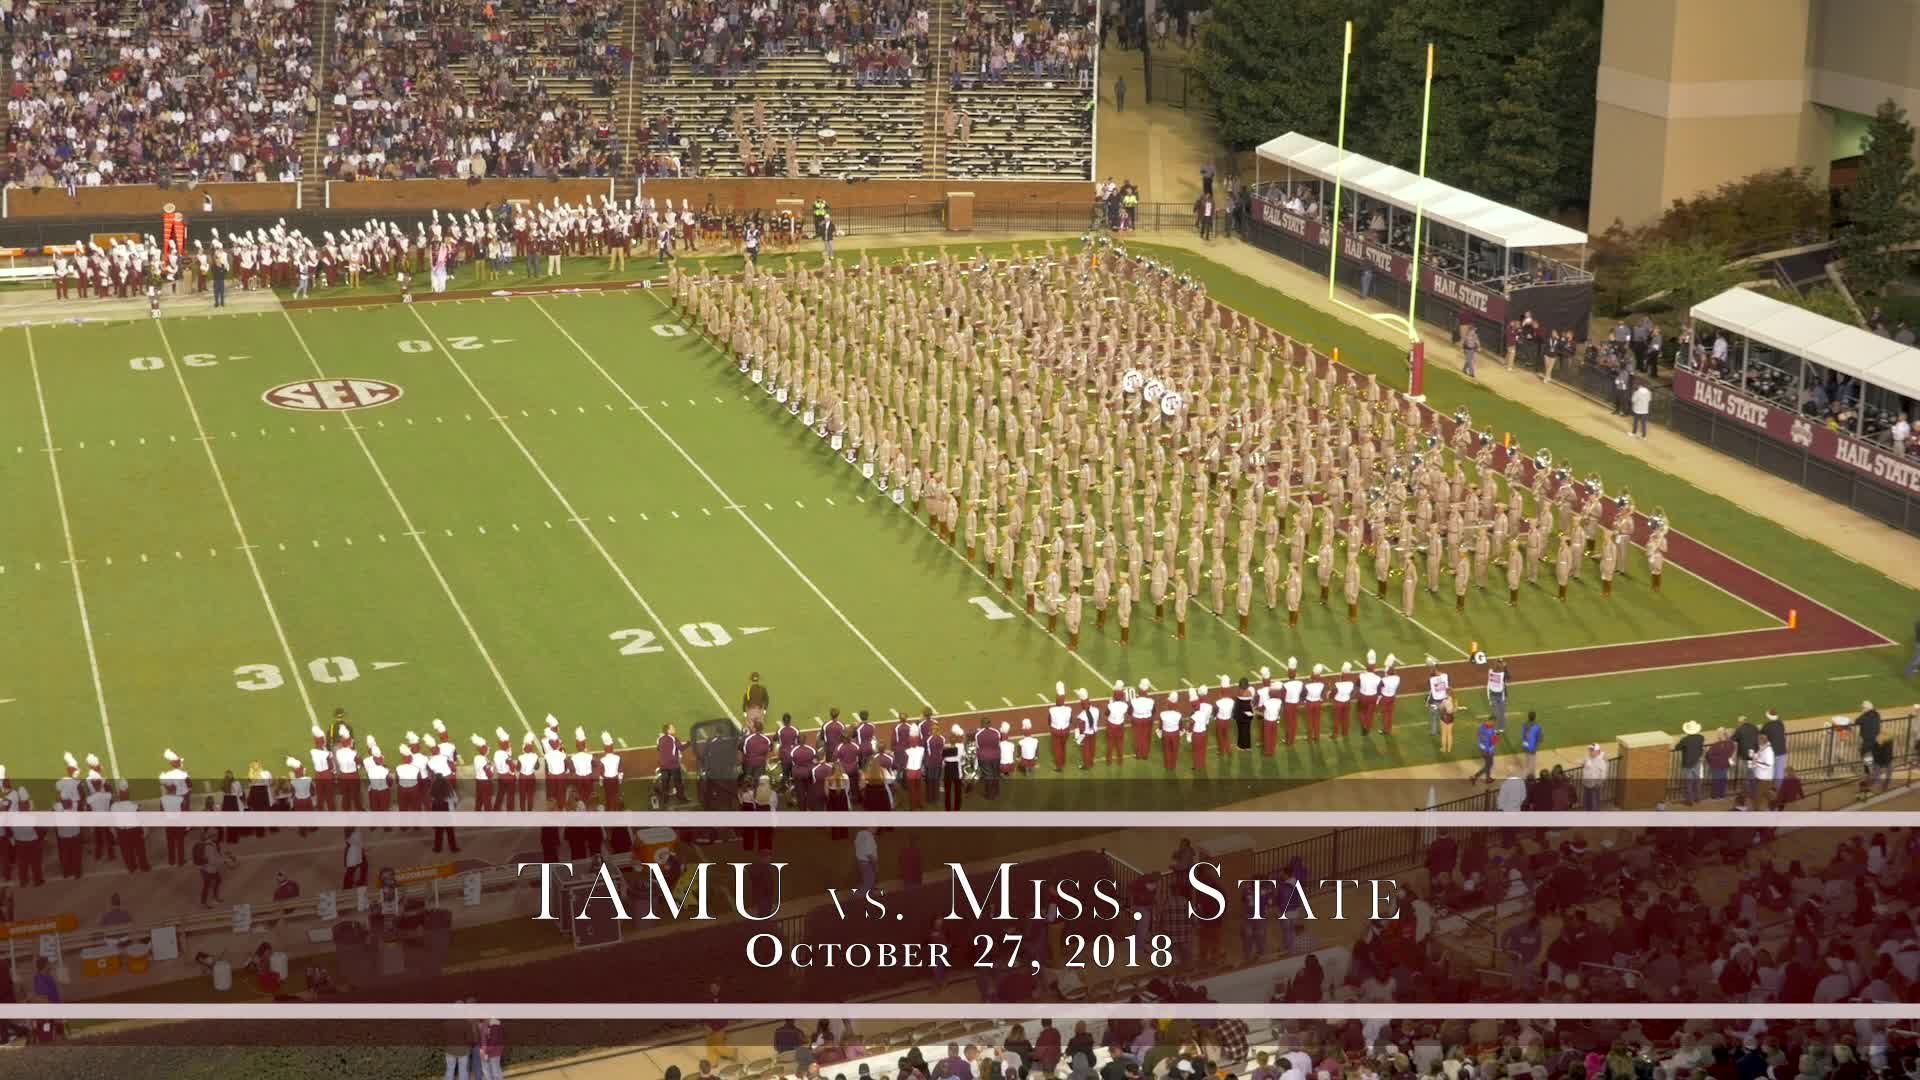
top-left (1374, 532), bottom-right (1392, 598)
top-left (1174, 574), bottom-right (1191, 640)
top-left (1316, 535), bottom-right (1335, 604)
top-left (1263, 544), bottom-right (1282, 610)
top-left (1285, 563), bottom-right (1304, 627)
top-left (1505, 537), bottom-right (1523, 605)
top-left (1092, 558), bottom-right (1111, 627)
top-left (1425, 527), bottom-right (1444, 593)
top-left (1022, 546), bottom-right (1041, 614)
top-left (1526, 521), bottom-right (1548, 584)
top-left (1065, 587), bottom-right (1084, 649)
top-left (1453, 549), bottom-right (1471, 612)
top-left (1044, 562), bottom-right (1062, 632)
top-left (1646, 517), bottom-right (1669, 591)
top-left (1401, 549), bottom-right (1419, 617)
top-left (1116, 579), bottom-right (1134, 645)
top-left (1598, 527), bottom-right (1618, 596)
top-left (1210, 549), bottom-right (1229, 612)
top-left (1235, 568), bottom-right (1254, 631)
top-left (1151, 556), bottom-right (1169, 622)
top-left (1343, 549), bottom-right (1362, 621)
top-left (1554, 533), bottom-right (1574, 600)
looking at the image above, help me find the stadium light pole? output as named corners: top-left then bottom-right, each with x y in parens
top-left (1324, 20), bottom-right (1354, 303)
top-left (1405, 42), bottom-right (1436, 400)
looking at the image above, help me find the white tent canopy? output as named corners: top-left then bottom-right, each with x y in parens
top-left (1691, 286), bottom-right (1920, 400)
top-left (1254, 131), bottom-right (1588, 250)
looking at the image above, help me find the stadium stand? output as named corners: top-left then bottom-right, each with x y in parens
top-left (321, 0), bottom-right (627, 180)
top-left (942, 0), bottom-right (1094, 180)
top-left (4, 0), bottom-right (315, 187)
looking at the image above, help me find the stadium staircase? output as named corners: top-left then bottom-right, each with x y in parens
top-left (921, 1), bottom-right (950, 179)
top-left (638, 51), bottom-right (927, 179)
top-left (299, 0), bottom-right (339, 209)
top-left (615, 0), bottom-right (648, 201)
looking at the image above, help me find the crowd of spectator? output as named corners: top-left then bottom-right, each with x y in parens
top-left (638, 0), bottom-right (929, 82)
top-left (323, 0), bottom-right (624, 179)
top-left (950, 0), bottom-right (1095, 85)
top-left (5, 0), bottom-right (315, 188)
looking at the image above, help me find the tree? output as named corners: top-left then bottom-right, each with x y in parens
top-left (1190, 0), bottom-right (1376, 151)
top-left (1627, 241), bottom-right (1742, 314)
top-left (1839, 99), bottom-right (1920, 296)
top-left (1478, 3), bottom-right (1601, 212)
top-left (1350, 0), bottom-right (1523, 189)
top-left (1772, 285), bottom-right (1858, 325)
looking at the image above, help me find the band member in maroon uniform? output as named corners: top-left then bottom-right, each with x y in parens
top-left (655, 724), bottom-right (685, 804)
top-left (975, 721), bottom-right (1003, 800)
top-left (790, 737), bottom-right (819, 808)
top-left (777, 714), bottom-right (801, 784)
top-left (742, 721), bottom-right (772, 778)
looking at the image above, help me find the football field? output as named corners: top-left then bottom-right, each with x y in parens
top-left (0, 249), bottom-right (1903, 799)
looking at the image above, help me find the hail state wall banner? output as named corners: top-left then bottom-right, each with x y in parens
top-left (1252, 193), bottom-right (1509, 324)
top-left (1674, 368), bottom-right (1920, 496)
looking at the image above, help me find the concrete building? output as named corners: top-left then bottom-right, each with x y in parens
top-left (1590, 0), bottom-right (1920, 230)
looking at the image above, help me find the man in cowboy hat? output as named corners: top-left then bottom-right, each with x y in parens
top-left (1676, 720), bottom-right (1706, 804)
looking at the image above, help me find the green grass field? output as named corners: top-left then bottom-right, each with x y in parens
top-left (0, 239), bottom-right (1910, 797)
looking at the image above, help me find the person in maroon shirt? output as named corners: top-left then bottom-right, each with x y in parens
top-left (854, 711), bottom-right (877, 763)
top-left (789, 740), bottom-right (818, 808)
top-left (975, 723), bottom-right (1003, 800)
top-left (655, 724), bottom-right (684, 804)
top-left (821, 708), bottom-right (845, 759)
top-left (924, 729), bottom-right (946, 808)
top-left (834, 737), bottom-right (861, 776)
top-left (776, 714), bottom-right (800, 782)
top-left (742, 721), bottom-right (772, 777)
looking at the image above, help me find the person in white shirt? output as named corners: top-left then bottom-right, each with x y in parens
top-left (1630, 381), bottom-right (1652, 439)
top-left (1425, 660), bottom-right (1450, 738)
top-left (1158, 705), bottom-right (1183, 771)
top-left (1016, 719), bottom-right (1040, 774)
top-left (1747, 740), bottom-right (1775, 805)
top-left (1581, 743), bottom-right (1611, 811)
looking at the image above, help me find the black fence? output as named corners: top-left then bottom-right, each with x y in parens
top-left (1143, 63), bottom-right (1209, 111)
top-left (1416, 755), bottom-right (1623, 812)
top-left (1669, 403), bottom-right (1920, 537)
top-left (1664, 711), bottom-right (1916, 804)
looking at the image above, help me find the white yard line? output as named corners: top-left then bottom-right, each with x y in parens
top-left (533, 297), bottom-right (936, 707)
top-left (24, 327), bottom-right (119, 778)
top-left (280, 311), bottom-right (533, 736)
top-left (404, 304), bottom-right (731, 717)
top-left (153, 321), bottom-right (321, 732)
top-left (624, 292), bottom-right (1113, 693)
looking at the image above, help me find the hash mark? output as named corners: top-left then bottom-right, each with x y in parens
top-left (544, 521), bottom-right (554, 529)
top-left (311, 539), bottom-right (320, 549)
top-left (511, 523), bottom-right (521, 532)
top-left (174, 552), bottom-right (183, 560)
top-left (344, 537), bottom-right (354, 546)
top-left (1829, 673), bottom-right (1872, 681)
top-left (277, 543), bottom-right (286, 551)
top-left (688, 399), bottom-right (697, 406)
top-left (701, 507), bottom-right (712, 516)
top-left (444, 529), bottom-right (454, 537)
top-left (1741, 682), bottom-right (1789, 690)
top-left (104, 556), bottom-right (112, 566)
top-left (209, 547), bottom-right (219, 557)
top-left (477, 526), bottom-right (487, 535)
top-left (548, 408), bottom-right (558, 416)
top-left (78, 441), bottom-right (85, 449)
top-left (138, 437), bottom-right (146, 445)
top-left (794, 500), bottom-right (805, 509)
top-left (109, 439), bottom-right (116, 447)
top-left (639, 514), bottom-right (648, 522)
top-left (965, 701), bottom-right (977, 711)
top-left (671, 511), bottom-right (680, 519)
top-left (606, 516), bottom-right (616, 524)
top-left (35, 562), bottom-right (42, 571)
top-left (825, 497), bottom-right (836, 507)
top-left (379, 534), bottom-right (389, 543)
top-left (518, 410), bottom-right (528, 418)
top-left (714, 396), bottom-right (726, 404)
top-left (1000, 696), bottom-right (1015, 707)
top-left (764, 502), bottom-right (774, 510)
top-left (139, 554), bottom-right (148, 563)
top-left (1655, 691), bottom-right (1701, 700)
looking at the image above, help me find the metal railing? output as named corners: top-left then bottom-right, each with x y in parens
top-left (1665, 711), bottom-right (1916, 804)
